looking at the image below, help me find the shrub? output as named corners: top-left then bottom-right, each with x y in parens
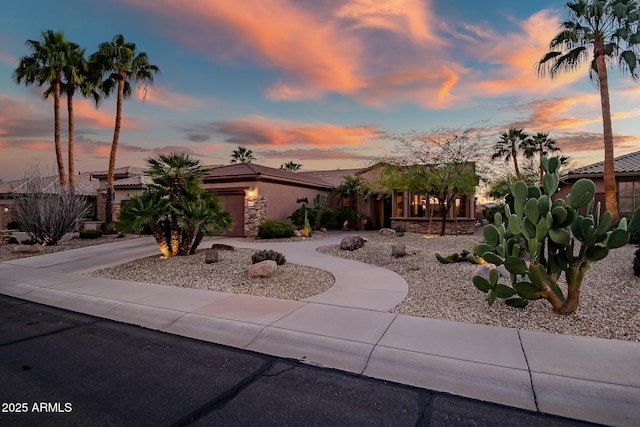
top-left (634, 248), bottom-right (640, 277)
top-left (629, 231), bottom-right (640, 245)
top-left (2, 235), bottom-right (19, 244)
top-left (317, 208), bottom-right (342, 230)
top-left (102, 222), bottom-right (119, 235)
top-left (79, 229), bottom-right (103, 239)
top-left (290, 204), bottom-right (317, 228)
top-left (481, 203), bottom-right (506, 224)
top-left (251, 249), bottom-right (286, 265)
top-left (257, 220), bottom-right (295, 239)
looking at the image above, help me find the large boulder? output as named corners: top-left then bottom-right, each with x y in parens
top-left (248, 260), bottom-right (277, 278)
top-left (340, 235), bottom-right (365, 251)
top-left (13, 244), bottom-right (43, 254)
top-left (378, 228), bottom-right (396, 237)
top-left (293, 229), bottom-right (302, 237)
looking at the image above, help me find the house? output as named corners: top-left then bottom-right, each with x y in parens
top-left (1, 160), bottom-right (479, 237)
top-left (557, 150), bottom-right (640, 218)
top-left (202, 163), bottom-right (334, 236)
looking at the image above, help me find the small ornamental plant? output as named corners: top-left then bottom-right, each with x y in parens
top-left (472, 157), bottom-right (638, 315)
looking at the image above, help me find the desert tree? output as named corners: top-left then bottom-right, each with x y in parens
top-left (282, 161), bottom-right (302, 171)
top-left (380, 126), bottom-right (487, 236)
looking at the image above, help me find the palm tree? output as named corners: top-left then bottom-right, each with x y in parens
top-left (525, 132), bottom-right (561, 186)
top-left (90, 34), bottom-right (159, 224)
top-left (282, 161), bottom-right (302, 171)
top-left (230, 146), bottom-right (256, 163)
top-left (118, 153), bottom-right (231, 257)
top-left (335, 175), bottom-right (372, 229)
top-left (491, 128), bottom-right (531, 180)
top-left (56, 43), bottom-right (100, 188)
top-left (14, 30), bottom-right (70, 188)
top-left (536, 0), bottom-right (640, 220)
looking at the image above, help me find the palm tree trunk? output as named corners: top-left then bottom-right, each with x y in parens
top-left (106, 77), bottom-right (124, 224)
top-left (539, 153), bottom-right (544, 186)
top-left (54, 79), bottom-right (66, 189)
top-left (595, 39), bottom-right (619, 221)
top-left (189, 231), bottom-right (205, 255)
top-left (67, 88), bottom-right (75, 189)
top-left (512, 148), bottom-right (521, 180)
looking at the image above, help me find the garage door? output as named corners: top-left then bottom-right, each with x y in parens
top-left (219, 193), bottom-right (245, 236)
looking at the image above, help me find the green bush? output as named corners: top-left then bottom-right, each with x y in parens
top-left (101, 222), bottom-right (119, 235)
top-left (290, 204), bottom-right (318, 228)
top-left (482, 203), bottom-right (506, 224)
top-left (2, 235), bottom-right (19, 244)
top-left (258, 220), bottom-right (295, 239)
top-left (634, 248), bottom-right (640, 277)
top-left (317, 208), bottom-right (341, 229)
top-left (79, 229), bottom-right (103, 239)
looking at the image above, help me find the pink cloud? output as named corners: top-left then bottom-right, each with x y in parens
top-left (211, 115), bottom-right (385, 147)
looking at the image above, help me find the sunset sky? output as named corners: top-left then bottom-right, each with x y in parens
top-left (1, 0), bottom-right (640, 181)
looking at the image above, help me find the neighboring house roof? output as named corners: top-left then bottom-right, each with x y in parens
top-left (297, 168), bottom-right (366, 187)
top-left (113, 175), bottom-right (155, 189)
top-left (86, 166), bottom-right (146, 180)
top-left (0, 175), bottom-right (99, 197)
top-left (565, 150), bottom-right (640, 178)
top-left (203, 163), bottom-right (334, 190)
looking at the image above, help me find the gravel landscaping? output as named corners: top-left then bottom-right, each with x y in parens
top-left (318, 231), bottom-right (640, 342)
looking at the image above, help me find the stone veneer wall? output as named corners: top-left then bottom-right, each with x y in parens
top-left (391, 218), bottom-right (477, 235)
top-left (244, 196), bottom-right (267, 237)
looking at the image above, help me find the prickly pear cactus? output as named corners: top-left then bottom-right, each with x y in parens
top-left (251, 249), bottom-right (287, 265)
top-left (472, 156), bottom-right (630, 314)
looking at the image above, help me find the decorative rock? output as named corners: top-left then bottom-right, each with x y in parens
top-left (293, 229), bottom-right (302, 237)
top-left (248, 260), bottom-right (277, 278)
top-left (13, 244), bottom-right (43, 254)
top-left (205, 249), bottom-right (218, 264)
top-left (210, 243), bottom-right (236, 251)
top-left (378, 228), bottom-right (396, 237)
top-left (319, 227), bottom-right (327, 233)
top-left (340, 235), bottom-right (365, 251)
top-left (391, 244), bottom-right (406, 258)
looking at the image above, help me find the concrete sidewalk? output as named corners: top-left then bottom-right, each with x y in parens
top-left (0, 234), bottom-right (638, 426)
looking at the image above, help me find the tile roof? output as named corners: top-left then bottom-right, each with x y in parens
top-left (204, 163), bottom-right (335, 188)
top-left (297, 168), bottom-right (366, 187)
top-left (113, 175), bottom-right (154, 188)
top-left (0, 175), bottom-right (99, 197)
top-left (567, 150), bottom-right (640, 176)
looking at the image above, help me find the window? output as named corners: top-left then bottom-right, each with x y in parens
top-left (456, 196), bottom-right (468, 217)
top-left (394, 192), bottom-right (404, 217)
top-left (410, 192), bottom-right (427, 217)
top-left (619, 181), bottom-right (640, 215)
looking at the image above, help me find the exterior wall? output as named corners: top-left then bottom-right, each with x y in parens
top-left (203, 180), bottom-right (331, 224)
top-left (244, 196), bottom-right (267, 237)
top-left (391, 218), bottom-right (478, 235)
top-left (0, 202), bottom-right (18, 230)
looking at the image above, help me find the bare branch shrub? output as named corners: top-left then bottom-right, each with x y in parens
top-left (12, 171), bottom-right (89, 245)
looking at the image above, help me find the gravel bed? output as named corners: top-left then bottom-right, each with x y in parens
top-left (317, 231), bottom-right (640, 342)
top-left (89, 248), bottom-right (334, 301)
top-left (0, 234), bottom-right (140, 262)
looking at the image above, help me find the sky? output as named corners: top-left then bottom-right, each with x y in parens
top-left (1, 0), bottom-right (640, 182)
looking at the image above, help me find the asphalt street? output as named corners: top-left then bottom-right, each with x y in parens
top-left (0, 295), bottom-right (597, 427)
